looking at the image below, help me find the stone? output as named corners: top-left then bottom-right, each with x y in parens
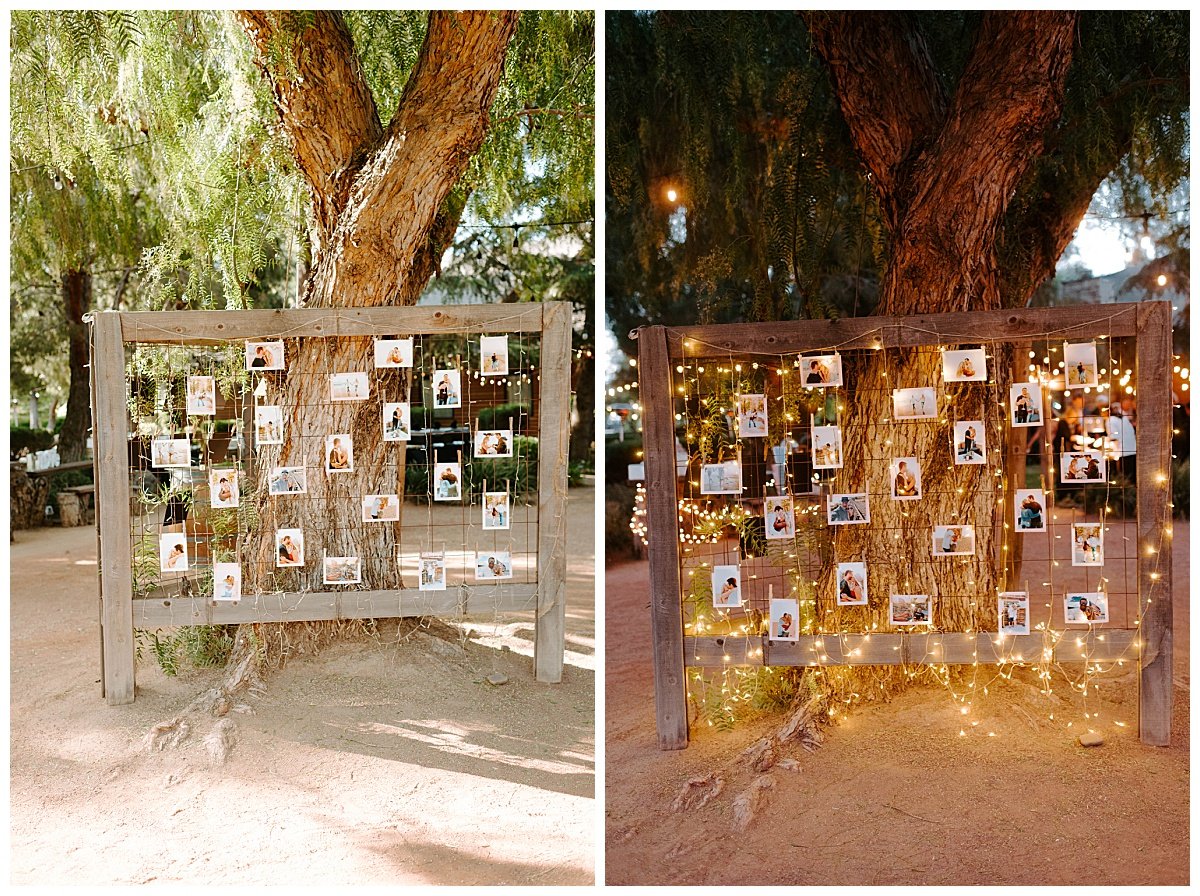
top-left (1079, 731), bottom-right (1105, 747)
top-left (486, 672), bottom-right (509, 686)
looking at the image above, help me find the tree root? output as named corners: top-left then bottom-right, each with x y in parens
top-left (731, 774), bottom-right (776, 831)
top-left (671, 773), bottom-right (725, 813)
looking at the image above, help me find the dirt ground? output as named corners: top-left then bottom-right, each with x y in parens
top-left (605, 520), bottom-right (1190, 886)
top-left (10, 487), bottom-right (596, 886)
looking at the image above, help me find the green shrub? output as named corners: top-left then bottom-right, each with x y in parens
top-left (1173, 458), bottom-right (1189, 518)
top-left (10, 425), bottom-right (54, 458)
top-left (605, 482), bottom-right (638, 561)
top-left (135, 625), bottom-right (236, 677)
top-left (404, 435), bottom-right (539, 500)
top-left (476, 402), bottom-right (530, 430)
top-left (605, 433), bottom-right (643, 484)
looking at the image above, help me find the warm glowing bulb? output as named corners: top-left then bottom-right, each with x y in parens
top-left (666, 188), bottom-right (678, 203)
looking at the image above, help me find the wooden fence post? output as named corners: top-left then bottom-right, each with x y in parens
top-left (1135, 300), bottom-right (1173, 745)
top-left (638, 326), bottom-right (688, 749)
top-left (92, 312), bottom-right (135, 705)
top-left (535, 301), bottom-right (571, 683)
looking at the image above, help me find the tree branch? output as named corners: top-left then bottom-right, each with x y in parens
top-left (805, 12), bottom-right (946, 229)
top-left (237, 11), bottom-right (383, 244)
top-left (309, 10), bottom-right (520, 308)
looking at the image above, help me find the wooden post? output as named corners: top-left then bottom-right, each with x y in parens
top-left (534, 302), bottom-right (571, 683)
top-left (1135, 300), bottom-right (1173, 745)
top-left (93, 312), bottom-right (136, 705)
top-left (638, 325), bottom-right (688, 749)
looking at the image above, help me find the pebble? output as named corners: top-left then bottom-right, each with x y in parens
top-left (1079, 731), bottom-right (1105, 747)
top-left (486, 672), bottom-right (509, 686)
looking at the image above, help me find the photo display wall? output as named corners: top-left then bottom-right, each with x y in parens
top-left (127, 329), bottom-right (542, 604)
top-left (671, 337), bottom-right (1141, 639)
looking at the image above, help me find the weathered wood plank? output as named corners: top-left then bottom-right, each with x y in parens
top-left (93, 312), bottom-right (136, 705)
top-left (686, 631), bottom-right (1139, 667)
top-left (639, 326), bottom-right (689, 749)
top-left (534, 301), bottom-right (572, 683)
top-left (133, 585), bottom-right (540, 627)
top-left (119, 304), bottom-right (547, 344)
top-left (1136, 300), bottom-right (1174, 745)
top-left (660, 302), bottom-right (1141, 358)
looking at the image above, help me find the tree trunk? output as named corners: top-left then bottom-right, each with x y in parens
top-left (58, 269), bottom-right (93, 463)
top-left (220, 11), bottom-right (519, 681)
top-left (570, 294), bottom-right (595, 463)
top-left (806, 13), bottom-right (1076, 640)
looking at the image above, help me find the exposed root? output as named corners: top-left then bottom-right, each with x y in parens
top-left (145, 718), bottom-right (191, 753)
top-left (731, 774), bottom-right (775, 831)
top-left (671, 773), bottom-right (725, 813)
top-left (204, 719), bottom-right (236, 765)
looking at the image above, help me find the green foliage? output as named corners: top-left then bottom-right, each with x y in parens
top-left (1172, 458), bottom-right (1188, 519)
top-left (405, 435), bottom-right (540, 499)
top-left (476, 402), bottom-right (530, 430)
top-left (135, 625), bottom-right (236, 677)
top-left (688, 666), bottom-right (805, 731)
top-left (9, 426), bottom-right (55, 458)
top-left (604, 482), bottom-right (638, 561)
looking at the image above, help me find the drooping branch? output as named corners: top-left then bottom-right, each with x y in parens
top-left (237, 11), bottom-right (383, 245)
top-left (804, 12), bottom-right (946, 230)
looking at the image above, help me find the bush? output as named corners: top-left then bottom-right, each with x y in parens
top-left (605, 482), bottom-right (639, 561)
top-left (477, 402), bottom-right (530, 430)
top-left (605, 433), bottom-right (643, 484)
top-left (1173, 458), bottom-right (1189, 518)
top-left (404, 435), bottom-right (539, 500)
top-left (10, 425), bottom-right (54, 459)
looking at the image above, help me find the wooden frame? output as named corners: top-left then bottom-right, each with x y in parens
top-left (90, 303), bottom-right (572, 704)
top-left (636, 301), bottom-right (1173, 749)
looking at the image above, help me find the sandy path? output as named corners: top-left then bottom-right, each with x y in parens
top-left (11, 487), bottom-right (596, 886)
top-left (604, 520), bottom-right (1189, 886)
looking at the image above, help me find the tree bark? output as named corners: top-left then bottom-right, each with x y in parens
top-left (58, 268), bottom-right (93, 463)
top-left (807, 13), bottom-right (1076, 636)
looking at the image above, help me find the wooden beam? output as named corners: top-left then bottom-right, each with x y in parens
top-left (686, 630), bottom-right (1138, 667)
top-left (119, 304), bottom-right (547, 344)
top-left (92, 312), bottom-right (136, 705)
top-left (638, 326), bottom-right (689, 749)
top-left (534, 301), bottom-right (572, 682)
top-left (662, 302), bottom-right (1141, 358)
top-left (133, 584), bottom-right (540, 627)
top-left (1136, 300), bottom-right (1173, 745)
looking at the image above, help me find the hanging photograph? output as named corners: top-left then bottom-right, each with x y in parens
top-left (1071, 523), bottom-right (1104, 567)
top-left (418, 552), bottom-right (447, 591)
top-left (1064, 342), bottom-right (1099, 389)
top-left (361, 494), bottom-right (401, 522)
top-left (1009, 382), bottom-right (1044, 427)
top-left (245, 340), bottom-right (285, 370)
top-left (255, 405), bottom-right (284, 445)
top-left (475, 551), bottom-right (514, 580)
top-left (769, 597), bottom-right (800, 641)
top-left (186, 375), bottom-right (217, 415)
top-left (1014, 489), bottom-right (1046, 532)
top-left (942, 348), bottom-right (987, 383)
top-left (712, 564), bottom-right (742, 609)
top-left (765, 497), bottom-right (795, 540)
top-left (433, 369), bottom-right (462, 408)
top-left (699, 460), bottom-right (742, 495)
top-left (433, 462), bottom-right (462, 501)
top-left (325, 434), bottom-right (354, 473)
top-left (213, 562), bottom-right (241, 603)
top-left (811, 425), bottom-right (843, 469)
top-left (268, 466), bottom-right (307, 495)
top-left (482, 491), bottom-right (510, 530)
top-left (952, 420), bottom-right (986, 464)
top-left (480, 335), bottom-right (510, 376)
top-left (890, 594), bottom-right (932, 626)
top-left (932, 524), bottom-right (975, 556)
top-left (330, 371), bottom-right (370, 401)
top-left (150, 438), bottom-right (191, 468)
top-left (1060, 449), bottom-right (1106, 483)
top-left (827, 492), bottom-right (870, 525)
top-left (892, 387), bottom-right (937, 421)
top-left (891, 457), bottom-right (922, 500)
top-left (158, 533), bottom-right (189, 572)
top-left (382, 402), bottom-right (412, 442)
top-left (736, 393), bottom-right (768, 437)
top-left (374, 337), bottom-right (414, 368)
top-left (999, 592), bottom-right (1030, 636)
top-left (275, 529), bottom-right (305, 567)
top-left (836, 561), bottom-right (868, 606)
top-left (474, 429), bottom-right (514, 457)
top-left (209, 468), bottom-right (239, 509)
top-left (323, 556), bottom-right (362, 585)
top-left (1064, 591), bottom-right (1108, 624)
top-left (798, 353), bottom-right (843, 387)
